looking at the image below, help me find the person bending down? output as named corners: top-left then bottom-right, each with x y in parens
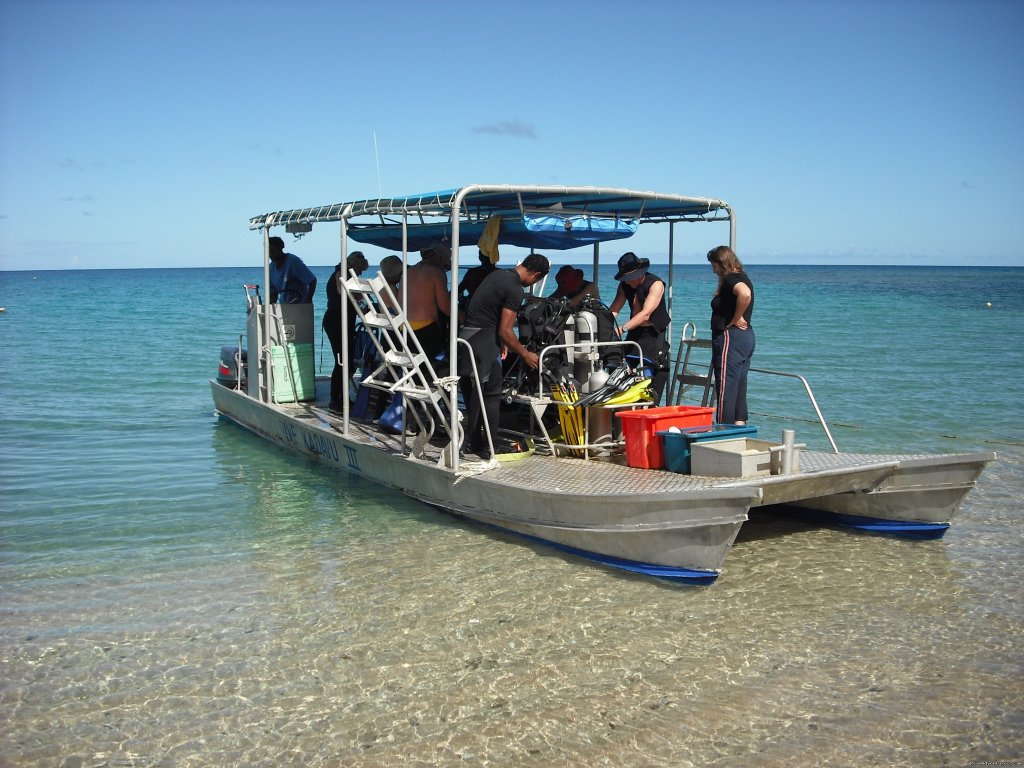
top-left (459, 253), bottom-right (550, 457)
top-left (608, 252), bottom-right (671, 405)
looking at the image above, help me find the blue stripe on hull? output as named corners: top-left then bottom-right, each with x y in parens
top-left (784, 508), bottom-right (950, 540)
top-left (429, 505), bottom-right (720, 585)
top-left (541, 538), bottom-right (720, 584)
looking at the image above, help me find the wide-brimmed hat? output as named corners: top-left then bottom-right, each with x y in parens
top-left (422, 240), bottom-right (452, 263)
top-left (614, 252), bottom-right (650, 281)
top-left (555, 265), bottom-right (584, 293)
top-left (379, 255), bottom-right (403, 284)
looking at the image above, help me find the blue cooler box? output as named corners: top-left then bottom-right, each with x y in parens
top-left (656, 424), bottom-right (759, 474)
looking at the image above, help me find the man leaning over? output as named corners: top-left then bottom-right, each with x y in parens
top-left (459, 252), bottom-right (550, 457)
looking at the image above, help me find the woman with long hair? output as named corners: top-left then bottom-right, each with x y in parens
top-left (707, 245), bottom-right (755, 425)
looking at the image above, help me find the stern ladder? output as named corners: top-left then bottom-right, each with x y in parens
top-left (668, 322), bottom-right (715, 407)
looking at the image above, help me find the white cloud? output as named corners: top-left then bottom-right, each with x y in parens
top-left (472, 120), bottom-right (537, 139)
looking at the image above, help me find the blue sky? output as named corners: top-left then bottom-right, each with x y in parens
top-left (1, 0), bottom-right (1022, 271)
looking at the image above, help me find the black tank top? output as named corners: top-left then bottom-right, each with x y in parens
top-left (622, 274), bottom-right (670, 333)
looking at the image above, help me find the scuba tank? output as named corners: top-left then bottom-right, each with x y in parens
top-left (585, 368), bottom-right (609, 395)
top-left (573, 309), bottom-right (599, 384)
top-left (562, 313), bottom-right (576, 373)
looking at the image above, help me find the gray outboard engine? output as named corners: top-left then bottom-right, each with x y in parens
top-left (216, 345), bottom-right (247, 389)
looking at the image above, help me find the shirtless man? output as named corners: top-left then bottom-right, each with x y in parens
top-left (404, 240), bottom-right (452, 369)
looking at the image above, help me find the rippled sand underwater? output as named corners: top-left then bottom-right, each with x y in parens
top-left (3, 446), bottom-right (1021, 768)
top-left (1, 265), bottom-right (1022, 766)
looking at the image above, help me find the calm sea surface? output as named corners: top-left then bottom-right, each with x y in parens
top-left (1, 264), bottom-right (1022, 767)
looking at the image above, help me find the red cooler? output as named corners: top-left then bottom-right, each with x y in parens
top-left (616, 406), bottom-right (715, 469)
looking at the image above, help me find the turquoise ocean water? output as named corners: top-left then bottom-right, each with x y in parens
top-left (1, 264), bottom-right (1022, 767)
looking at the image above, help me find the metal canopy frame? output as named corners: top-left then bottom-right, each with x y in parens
top-left (249, 185), bottom-right (733, 234)
top-left (249, 185), bottom-right (737, 448)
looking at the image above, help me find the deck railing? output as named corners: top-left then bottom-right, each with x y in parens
top-left (669, 324), bottom-right (840, 453)
top-left (747, 367), bottom-right (839, 453)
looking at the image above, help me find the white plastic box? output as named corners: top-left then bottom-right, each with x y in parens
top-left (690, 437), bottom-right (783, 478)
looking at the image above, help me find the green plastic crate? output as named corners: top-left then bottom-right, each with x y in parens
top-left (271, 343), bottom-right (316, 403)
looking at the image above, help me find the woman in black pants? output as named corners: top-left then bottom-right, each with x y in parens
top-left (707, 245), bottom-right (755, 425)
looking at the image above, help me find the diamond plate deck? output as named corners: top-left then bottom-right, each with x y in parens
top-left (303, 400), bottom-right (934, 500)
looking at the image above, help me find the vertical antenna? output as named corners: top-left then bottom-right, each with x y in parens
top-left (374, 131), bottom-right (382, 197)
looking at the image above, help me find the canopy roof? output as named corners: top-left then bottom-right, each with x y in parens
top-left (249, 185), bottom-right (732, 252)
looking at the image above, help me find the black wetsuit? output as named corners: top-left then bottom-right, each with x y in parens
top-left (322, 266), bottom-right (357, 407)
top-left (460, 269), bottom-right (525, 452)
top-left (458, 263), bottom-right (498, 313)
top-left (621, 273), bottom-right (671, 404)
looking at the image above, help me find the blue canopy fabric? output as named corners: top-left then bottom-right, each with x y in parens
top-left (250, 185), bottom-right (731, 251)
top-left (346, 213), bottom-right (639, 252)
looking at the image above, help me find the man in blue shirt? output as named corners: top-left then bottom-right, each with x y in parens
top-left (268, 236), bottom-right (317, 304)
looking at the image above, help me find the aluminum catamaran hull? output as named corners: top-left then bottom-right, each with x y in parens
top-left (213, 184), bottom-right (994, 583)
top-left (211, 380), bottom-right (992, 581)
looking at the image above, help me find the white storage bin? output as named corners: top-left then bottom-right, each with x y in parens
top-left (690, 437), bottom-right (780, 478)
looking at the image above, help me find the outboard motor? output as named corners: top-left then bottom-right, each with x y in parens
top-left (216, 345), bottom-right (247, 389)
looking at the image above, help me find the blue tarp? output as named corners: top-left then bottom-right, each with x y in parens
top-left (347, 213), bottom-right (638, 252)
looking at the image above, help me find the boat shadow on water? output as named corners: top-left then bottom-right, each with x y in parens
top-left (734, 509), bottom-right (820, 542)
top-left (737, 506), bottom-right (956, 543)
top-left (210, 418), bottom-right (465, 531)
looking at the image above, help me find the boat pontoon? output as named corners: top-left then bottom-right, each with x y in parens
top-left (211, 185), bottom-right (994, 583)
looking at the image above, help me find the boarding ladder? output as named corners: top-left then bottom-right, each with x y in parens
top-left (342, 273), bottom-right (462, 457)
top-left (667, 322), bottom-right (715, 407)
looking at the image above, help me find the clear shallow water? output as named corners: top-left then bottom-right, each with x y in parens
top-left (1, 265), bottom-right (1022, 767)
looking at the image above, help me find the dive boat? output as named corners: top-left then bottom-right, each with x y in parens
top-left (211, 185), bottom-right (994, 584)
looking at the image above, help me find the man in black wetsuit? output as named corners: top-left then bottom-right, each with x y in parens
top-left (322, 252), bottom-right (369, 411)
top-left (459, 252), bottom-right (549, 457)
top-left (457, 250), bottom-right (498, 321)
top-left (608, 251), bottom-right (672, 404)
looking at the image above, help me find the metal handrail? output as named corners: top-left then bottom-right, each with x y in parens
top-left (235, 334), bottom-right (245, 391)
top-left (667, 323), bottom-right (839, 453)
top-left (749, 366), bottom-right (839, 453)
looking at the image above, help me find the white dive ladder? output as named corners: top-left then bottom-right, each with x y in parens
top-left (342, 273), bottom-right (462, 451)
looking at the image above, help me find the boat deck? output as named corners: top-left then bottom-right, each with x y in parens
top-left (287, 395), bottom-right (930, 505)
